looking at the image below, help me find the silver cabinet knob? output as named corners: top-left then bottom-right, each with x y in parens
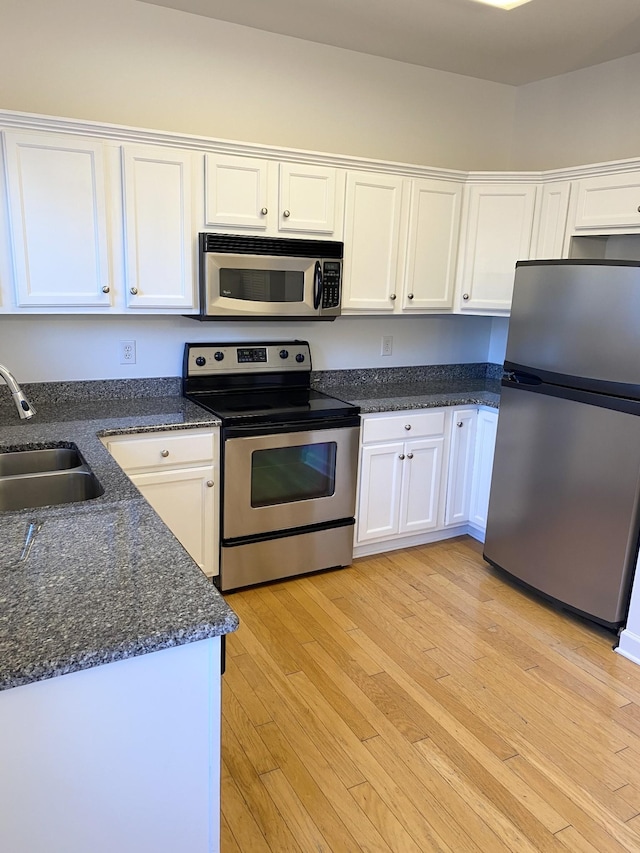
top-left (407, 452), bottom-right (413, 459)
top-left (206, 480), bottom-right (214, 488)
top-left (390, 293), bottom-right (397, 301)
top-left (637, 205), bottom-right (640, 213)
top-left (399, 453), bottom-right (405, 460)
top-left (404, 424), bottom-right (411, 430)
top-left (457, 421), bottom-right (463, 427)
top-left (160, 449), bottom-right (169, 458)
top-left (130, 287), bottom-right (138, 295)
top-left (260, 207), bottom-right (268, 215)
top-left (462, 293), bottom-right (470, 301)
top-left (283, 209), bottom-right (291, 218)
top-left (407, 293), bottom-right (414, 300)
top-left (102, 286), bottom-right (110, 294)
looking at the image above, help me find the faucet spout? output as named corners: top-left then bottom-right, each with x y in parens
top-left (0, 364), bottom-right (36, 420)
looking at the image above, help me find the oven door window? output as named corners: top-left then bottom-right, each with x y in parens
top-left (251, 442), bottom-right (337, 507)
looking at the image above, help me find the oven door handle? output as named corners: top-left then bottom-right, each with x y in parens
top-left (224, 414), bottom-right (360, 439)
top-left (313, 260), bottom-right (323, 310)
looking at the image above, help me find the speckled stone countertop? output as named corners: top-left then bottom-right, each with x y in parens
top-left (311, 363), bottom-right (501, 413)
top-left (0, 379), bottom-right (237, 692)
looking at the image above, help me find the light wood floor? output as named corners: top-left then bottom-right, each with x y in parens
top-left (220, 536), bottom-right (640, 852)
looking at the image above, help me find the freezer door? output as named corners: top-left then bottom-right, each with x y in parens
top-left (484, 385), bottom-right (640, 626)
top-left (507, 262), bottom-right (640, 387)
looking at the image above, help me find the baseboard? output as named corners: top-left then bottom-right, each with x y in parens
top-left (615, 629), bottom-right (640, 666)
top-left (353, 524), bottom-right (472, 559)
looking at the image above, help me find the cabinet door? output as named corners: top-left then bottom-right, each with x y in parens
top-left (131, 466), bottom-right (217, 577)
top-left (444, 409), bottom-right (476, 526)
top-left (573, 173), bottom-right (640, 230)
top-left (3, 131), bottom-right (111, 307)
top-left (342, 172), bottom-right (408, 311)
top-left (399, 437), bottom-right (445, 535)
top-left (531, 182), bottom-right (571, 259)
top-left (457, 183), bottom-right (537, 313)
top-left (204, 153), bottom-right (269, 230)
top-left (356, 442), bottom-right (403, 542)
top-left (122, 145), bottom-right (196, 309)
top-left (469, 408), bottom-right (498, 532)
top-left (278, 162), bottom-right (338, 235)
top-left (403, 179), bottom-right (462, 310)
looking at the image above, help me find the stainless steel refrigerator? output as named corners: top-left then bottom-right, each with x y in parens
top-left (484, 260), bottom-right (640, 629)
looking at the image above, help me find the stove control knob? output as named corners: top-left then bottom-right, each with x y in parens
top-left (214, 351), bottom-right (224, 362)
top-left (195, 356), bottom-right (206, 367)
top-left (279, 349), bottom-right (289, 359)
top-left (295, 353), bottom-right (305, 363)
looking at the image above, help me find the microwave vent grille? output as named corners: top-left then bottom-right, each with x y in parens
top-left (200, 233), bottom-right (343, 259)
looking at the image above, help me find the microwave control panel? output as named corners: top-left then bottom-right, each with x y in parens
top-left (322, 261), bottom-right (341, 309)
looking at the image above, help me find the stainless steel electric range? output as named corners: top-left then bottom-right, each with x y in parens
top-left (183, 341), bottom-right (361, 591)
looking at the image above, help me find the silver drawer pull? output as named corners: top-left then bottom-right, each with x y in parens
top-left (260, 207), bottom-right (268, 215)
top-left (283, 209), bottom-right (291, 218)
top-left (102, 285), bottom-right (110, 294)
top-left (404, 424), bottom-right (411, 430)
top-left (161, 449), bottom-right (170, 458)
top-left (457, 421), bottom-right (463, 427)
top-left (206, 480), bottom-right (214, 488)
top-left (130, 287), bottom-right (138, 295)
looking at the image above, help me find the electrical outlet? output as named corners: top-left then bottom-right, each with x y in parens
top-left (381, 335), bottom-right (393, 356)
top-left (119, 340), bottom-right (136, 365)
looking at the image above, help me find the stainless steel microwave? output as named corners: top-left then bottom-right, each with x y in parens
top-left (195, 234), bottom-right (343, 320)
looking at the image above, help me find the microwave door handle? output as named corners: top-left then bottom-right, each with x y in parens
top-left (313, 260), bottom-right (323, 310)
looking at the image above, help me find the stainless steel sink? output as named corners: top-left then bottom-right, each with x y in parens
top-left (0, 444), bottom-right (104, 511)
top-left (0, 469), bottom-right (104, 511)
top-left (0, 447), bottom-right (82, 477)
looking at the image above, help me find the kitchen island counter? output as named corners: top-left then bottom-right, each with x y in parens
top-left (0, 392), bottom-right (235, 692)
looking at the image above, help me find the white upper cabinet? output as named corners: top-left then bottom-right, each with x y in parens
top-left (455, 182), bottom-right (538, 314)
top-left (122, 144), bottom-right (197, 310)
top-left (572, 172), bottom-right (640, 231)
top-left (3, 131), bottom-right (112, 308)
top-left (204, 153), bottom-right (342, 238)
top-left (342, 173), bottom-right (461, 314)
top-left (403, 178), bottom-right (462, 311)
top-left (341, 171), bottom-right (409, 311)
top-left (531, 182), bottom-right (571, 259)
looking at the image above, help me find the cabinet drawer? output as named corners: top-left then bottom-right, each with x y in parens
top-left (362, 410), bottom-right (445, 443)
top-left (106, 430), bottom-right (214, 472)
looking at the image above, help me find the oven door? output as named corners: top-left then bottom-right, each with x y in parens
top-left (222, 423), bottom-right (360, 539)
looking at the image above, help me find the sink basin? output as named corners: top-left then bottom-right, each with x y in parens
top-left (0, 447), bottom-right (82, 477)
top-left (0, 469), bottom-right (104, 512)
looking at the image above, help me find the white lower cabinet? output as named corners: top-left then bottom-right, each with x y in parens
top-left (356, 410), bottom-right (448, 548)
top-left (103, 428), bottom-right (219, 578)
top-left (469, 407), bottom-right (499, 534)
top-left (355, 406), bottom-right (498, 555)
top-left (444, 408), bottom-right (477, 526)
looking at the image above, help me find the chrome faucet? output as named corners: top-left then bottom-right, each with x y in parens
top-left (0, 364), bottom-right (36, 420)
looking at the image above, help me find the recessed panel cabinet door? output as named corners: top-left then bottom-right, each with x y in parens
top-left (403, 179), bottom-right (462, 310)
top-left (457, 183), bottom-right (537, 313)
top-left (278, 162), bottom-right (338, 235)
top-left (122, 145), bottom-right (196, 309)
top-left (356, 442), bottom-right (403, 542)
top-left (204, 153), bottom-right (269, 230)
top-left (399, 437), bottom-right (445, 534)
top-left (3, 132), bottom-right (111, 307)
top-left (342, 172), bottom-right (408, 311)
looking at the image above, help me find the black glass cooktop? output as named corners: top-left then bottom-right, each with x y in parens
top-left (187, 388), bottom-right (359, 427)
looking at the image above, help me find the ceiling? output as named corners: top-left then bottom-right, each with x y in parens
top-left (137, 0), bottom-right (640, 86)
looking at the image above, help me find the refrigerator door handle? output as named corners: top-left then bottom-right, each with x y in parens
top-left (503, 370), bottom-right (542, 386)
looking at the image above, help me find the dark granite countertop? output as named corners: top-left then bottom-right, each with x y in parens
top-left (0, 388), bottom-right (236, 692)
top-left (311, 363), bottom-right (501, 413)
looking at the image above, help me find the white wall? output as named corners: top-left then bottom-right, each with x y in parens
top-left (512, 52), bottom-right (640, 170)
top-left (488, 317), bottom-right (509, 365)
top-left (0, 0), bottom-right (516, 172)
top-left (0, 314), bottom-right (494, 383)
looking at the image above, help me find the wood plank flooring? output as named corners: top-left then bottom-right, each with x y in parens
top-left (220, 536), bottom-right (640, 852)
